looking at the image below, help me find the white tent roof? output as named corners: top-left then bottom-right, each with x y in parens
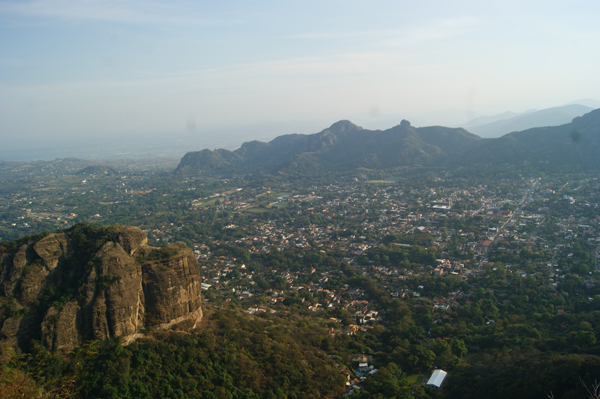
top-left (426, 369), bottom-right (447, 388)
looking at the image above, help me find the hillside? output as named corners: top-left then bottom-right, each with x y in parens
top-left (457, 108), bottom-right (600, 169)
top-left (176, 120), bottom-right (481, 175)
top-left (176, 108), bottom-right (600, 175)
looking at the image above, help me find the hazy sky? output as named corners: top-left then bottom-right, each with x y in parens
top-left (1, 0), bottom-right (600, 159)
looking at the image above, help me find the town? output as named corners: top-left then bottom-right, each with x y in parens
top-left (1, 160), bottom-right (600, 396)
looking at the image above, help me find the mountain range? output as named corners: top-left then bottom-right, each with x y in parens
top-left (175, 120), bottom-right (481, 175)
top-left (458, 108), bottom-right (600, 169)
top-left (460, 104), bottom-right (593, 138)
top-left (176, 108), bottom-right (600, 175)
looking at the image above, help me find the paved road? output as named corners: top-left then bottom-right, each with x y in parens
top-left (480, 178), bottom-right (539, 268)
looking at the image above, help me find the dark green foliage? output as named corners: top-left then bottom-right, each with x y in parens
top-left (442, 351), bottom-right (600, 399)
top-left (146, 245), bottom-right (183, 261)
top-left (0, 300), bottom-right (28, 321)
top-left (38, 310), bottom-right (346, 399)
top-left (350, 363), bottom-right (431, 399)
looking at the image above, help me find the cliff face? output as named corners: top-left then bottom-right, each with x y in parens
top-left (0, 224), bottom-right (202, 354)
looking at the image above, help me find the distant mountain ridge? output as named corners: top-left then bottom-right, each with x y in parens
top-left (462, 104), bottom-right (593, 138)
top-left (175, 120), bottom-right (481, 175)
top-left (457, 108), bottom-right (600, 169)
top-left (176, 108), bottom-right (600, 175)
top-left (461, 110), bottom-right (534, 129)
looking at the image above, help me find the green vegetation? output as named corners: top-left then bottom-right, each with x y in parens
top-left (2, 149), bottom-right (600, 397)
top-left (5, 310), bottom-right (350, 399)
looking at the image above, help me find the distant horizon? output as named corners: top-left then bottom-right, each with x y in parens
top-left (2, 1), bottom-right (600, 162)
top-left (1, 99), bottom-right (598, 163)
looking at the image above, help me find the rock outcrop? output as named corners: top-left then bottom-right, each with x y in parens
top-left (0, 224), bottom-right (202, 354)
top-left (32, 233), bottom-right (67, 271)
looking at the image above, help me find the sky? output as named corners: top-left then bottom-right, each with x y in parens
top-left (1, 0), bottom-right (600, 160)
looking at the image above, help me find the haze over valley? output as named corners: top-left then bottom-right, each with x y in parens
top-left (2, 2), bottom-right (600, 399)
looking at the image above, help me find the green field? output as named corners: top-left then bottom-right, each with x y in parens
top-left (244, 206), bottom-right (268, 213)
top-left (366, 180), bottom-right (395, 184)
top-left (404, 374), bottom-right (425, 385)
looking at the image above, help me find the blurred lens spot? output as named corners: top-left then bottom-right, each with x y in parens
top-left (187, 118), bottom-right (197, 133)
top-left (570, 130), bottom-right (580, 142)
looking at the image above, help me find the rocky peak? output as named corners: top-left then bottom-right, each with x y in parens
top-left (33, 233), bottom-right (67, 271)
top-left (118, 226), bottom-right (148, 255)
top-left (328, 120), bottom-right (362, 133)
top-left (0, 224), bottom-right (202, 354)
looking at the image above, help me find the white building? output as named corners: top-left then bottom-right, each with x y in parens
top-left (426, 369), bottom-right (447, 390)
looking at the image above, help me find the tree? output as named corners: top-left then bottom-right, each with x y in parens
top-left (406, 345), bottom-right (435, 372)
top-left (450, 339), bottom-right (468, 358)
top-left (572, 331), bottom-right (596, 348)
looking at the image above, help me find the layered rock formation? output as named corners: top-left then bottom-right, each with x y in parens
top-left (0, 224), bottom-right (202, 353)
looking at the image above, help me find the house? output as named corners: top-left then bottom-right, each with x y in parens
top-left (426, 369), bottom-right (447, 390)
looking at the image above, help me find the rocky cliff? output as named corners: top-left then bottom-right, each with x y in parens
top-left (0, 224), bottom-right (202, 354)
